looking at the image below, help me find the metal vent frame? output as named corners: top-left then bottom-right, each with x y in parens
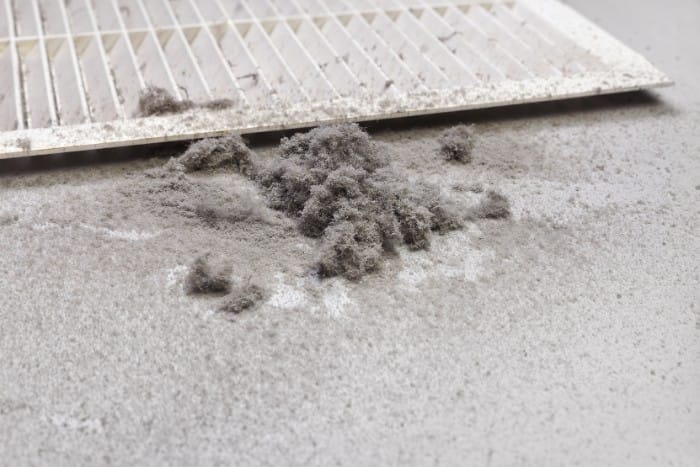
top-left (0, 0), bottom-right (671, 159)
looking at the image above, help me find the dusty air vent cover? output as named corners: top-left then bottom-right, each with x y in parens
top-left (0, 0), bottom-right (670, 159)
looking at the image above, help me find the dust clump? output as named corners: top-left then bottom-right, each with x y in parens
top-left (452, 182), bottom-right (483, 193)
top-left (316, 220), bottom-right (388, 280)
top-left (256, 123), bottom-right (464, 280)
top-left (138, 86), bottom-right (194, 117)
top-left (138, 87), bottom-right (237, 117)
top-left (184, 253), bottom-right (232, 295)
top-left (469, 183), bottom-right (484, 193)
top-left (194, 195), bottom-right (273, 227)
top-left (258, 123), bottom-right (384, 217)
top-left (0, 212), bottom-right (19, 226)
top-left (218, 282), bottom-right (266, 314)
top-left (201, 99), bottom-right (235, 111)
top-left (120, 150), bottom-right (273, 226)
top-left (175, 135), bottom-right (254, 174)
top-left (16, 138), bottom-right (31, 152)
top-left (467, 190), bottom-right (511, 220)
top-left (438, 125), bottom-right (474, 163)
top-left (397, 182), bottom-right (463, 235)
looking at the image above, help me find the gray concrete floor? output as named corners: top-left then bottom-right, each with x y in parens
top-left (1, 0), bottom-right (699, 465)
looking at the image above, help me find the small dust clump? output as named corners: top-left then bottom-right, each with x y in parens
top-left (258, 123), bottom-right (384, 217)
top-left (175, 135), bottom-right (254, 174)
top-left (452, 182), bottom-right (483, 193)
top-left (16, 138), bottom-right (31, 152)
top-left (467, 190), bottom-right (511, 220)
top-left (194, 194), bottom-right (274, 227)
top-left (438, 125), bottom-right (474, 163)
top-left (138, 86), bottom-right (194, 116)
top-left (138, 87), bottom-right (236, 117)
top-left (316, 220), bottom-right (388, 280)
top-left (118, 142), bottom-right (274, 227)
top-left (0, 212), bottom-right (19, 226)
top-left (184, 253), bottom-right (232, 295)
top-left (469, 183), bottom-right (484, 193)
top-left (201, 99), bottom-right (235, 111)
top-left (256, 123), bottom-right (464, 280)
top-left (218, 283), bottom-right (266, 314)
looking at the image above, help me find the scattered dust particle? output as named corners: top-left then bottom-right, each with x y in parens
top-left (438, 125), bottom-right (474, 163)
top-left (218, 283), bottom-right (266, 314)
top-left (184, 254), bottom-right (232, 295)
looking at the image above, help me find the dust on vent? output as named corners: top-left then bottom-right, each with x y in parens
top-left (0, 0), bottom-right (671, 159)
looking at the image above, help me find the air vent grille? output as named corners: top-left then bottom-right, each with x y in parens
top-left (0, 0), bottom-right (671, 158)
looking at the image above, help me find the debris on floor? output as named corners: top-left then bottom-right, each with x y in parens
top-left (118, 156), bottom-right (275, 227)
top-left (184, 253), bottom-right (232, 295)
top-left (112, 123), bottom-right (511, 309)
top-left (175, 135), bottom-right (254, 174)
top-left (438, 125), bottom-right (474, 163)
top-left (218, 282), bottom-right (266, 314)
top-left (256, 123), bottom-right (467, 280)
top-left (466, 190), bottom-right (512, 220)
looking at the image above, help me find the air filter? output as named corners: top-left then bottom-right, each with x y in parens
top-left (0, 0), bottom-right (671, 159)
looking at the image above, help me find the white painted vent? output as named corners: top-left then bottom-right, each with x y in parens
top-left (0, 0), bottom-right (671, 159)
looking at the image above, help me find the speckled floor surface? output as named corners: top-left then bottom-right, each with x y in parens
top-left (1, 0), bottom-right (698, 465)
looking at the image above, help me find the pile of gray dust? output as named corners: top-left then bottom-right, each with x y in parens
top-left (113, 123), bottom-right (510, 312)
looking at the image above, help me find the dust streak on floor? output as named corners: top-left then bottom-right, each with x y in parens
top-left (1, 0), bottom-right (700, 464)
